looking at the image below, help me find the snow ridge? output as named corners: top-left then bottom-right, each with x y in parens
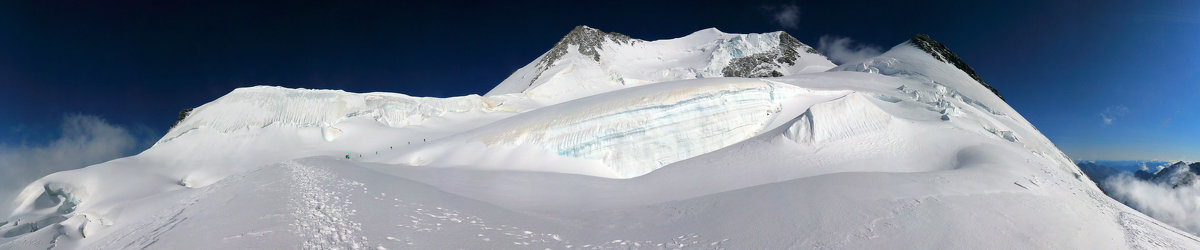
top-left (159, 86), bottom-right (531, 144)
top-left (907, 34), bottom-right (1002, 100)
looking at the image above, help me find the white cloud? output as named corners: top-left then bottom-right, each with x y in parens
top-left (770, 4), bottom-right (801, 29)
top-left (1101, 175), bottom-right (1200, 235)
top-left (817, 35), bottom-right (883, 65)
top-left (1100, 105), bottom-right (1130, 125)
top-left (0, 114), bottom-right (146, 216)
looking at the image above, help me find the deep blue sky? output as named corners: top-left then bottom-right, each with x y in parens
top-left (1, 0), bottom-right (1197, 161)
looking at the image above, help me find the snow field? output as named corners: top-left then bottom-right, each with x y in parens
top-left (3, 28), bottom-right (1199, 249)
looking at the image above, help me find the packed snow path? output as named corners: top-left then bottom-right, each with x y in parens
top-left (284, 161), bottom-right (370, 249)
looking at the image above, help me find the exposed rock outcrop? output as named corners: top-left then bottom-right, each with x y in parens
top-left (171, 108), bottom-right (194, 129)
top-left (528, 26), bottom-right (639, 86)
top-left (721, 32), bottom-right (822, 78)
top-left (909, 34), bottom-right (1004, 100)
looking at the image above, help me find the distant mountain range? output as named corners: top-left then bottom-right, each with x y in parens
top-left (1078, 160), bottom-right (1200, 236)
top-left (1078, 160), bottom-right (1198, 189)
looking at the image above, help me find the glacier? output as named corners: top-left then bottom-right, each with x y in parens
top-left (2, 28), bottom-right (1199, 249)
top-left (392, 78), bottom-right (848, 178)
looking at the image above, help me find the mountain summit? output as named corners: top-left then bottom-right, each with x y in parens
top-left (541, 25), bottom-right (637, 65)
top-left (908, 34), bottom-right (1003, 100)
top-left (486, 25), bottom-right (834, 104)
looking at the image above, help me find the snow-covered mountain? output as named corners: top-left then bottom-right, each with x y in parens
top-left (3, 27), bottom-right (1199, 249)
top-left (486, 25), bottom-right (835, 104)
top-left (1082, 160), bottom-right (1200, 189)
top-left (1147, 161), bottom-right (1200, 188)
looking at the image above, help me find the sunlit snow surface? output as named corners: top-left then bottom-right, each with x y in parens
top-left (3, 34), bottom-right (1200, 249)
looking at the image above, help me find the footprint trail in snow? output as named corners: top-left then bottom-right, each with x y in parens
top-left (285, 161), bottom-right (372, 249)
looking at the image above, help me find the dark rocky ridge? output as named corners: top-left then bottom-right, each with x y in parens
top-left (908, 34), bottom-right (1004, 101)
top-left (544, 25), bottom-right (636, 63)
top-left (528, 26), bottom-right (638, 86)
top-left (721, 31), bottom-right (823, 78)
top-left (171, 108), bottom-right (193, 129)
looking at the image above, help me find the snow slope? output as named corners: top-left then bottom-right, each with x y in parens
top-left (3, 29), bottom-right (1199, 249)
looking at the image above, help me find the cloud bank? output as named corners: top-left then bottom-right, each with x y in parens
top-left (0, 114), bottom-right (146, 217)
top-left (1101, 175), bottom-right (1200, 235)
top-left (817, 35), bottom-right (883, 65)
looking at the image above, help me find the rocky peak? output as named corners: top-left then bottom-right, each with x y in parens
top-left (721, 31), bottom-right (822, 78)
top-left (171, 107), bottom-right (194, 129)
top-left (543, 25), bottom-right (636, 64)
top-left (779, 31), bottom-right (821, 59)
top-left (523, 26), bottom-right (639, 87)
top-left (908, 34), bottom-right (1004, 101)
